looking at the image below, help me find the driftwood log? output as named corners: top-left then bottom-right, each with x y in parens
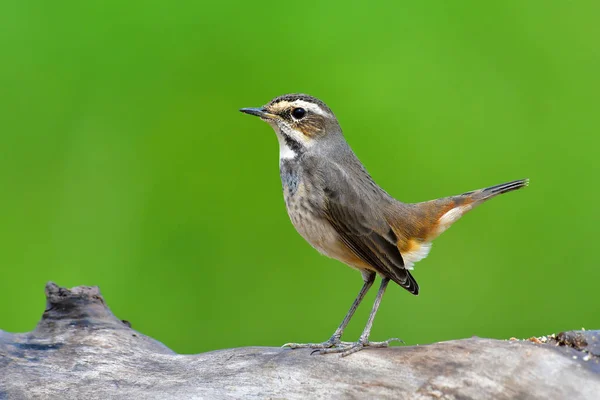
top-left (0, 283), bottom-right (598, 399)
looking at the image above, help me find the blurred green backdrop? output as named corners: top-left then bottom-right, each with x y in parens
top-left (1, 1), bottom-right (598, 354)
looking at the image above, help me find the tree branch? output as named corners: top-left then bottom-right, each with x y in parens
top-left (0, 282), bottom-right (598, 399)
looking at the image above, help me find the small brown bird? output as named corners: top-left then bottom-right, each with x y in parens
top-left (241, 94), bottom-right (528, 356)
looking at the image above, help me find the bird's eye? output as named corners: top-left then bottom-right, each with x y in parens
top-left (291, 108), bottom-right (306, 120)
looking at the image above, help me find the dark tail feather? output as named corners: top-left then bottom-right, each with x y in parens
top-left (470, 178), bottom-right (529, 204)
top-left (404, 270), bottom-right (419, 295)
top-left (389, 269), bottom-right (419, 295)
top-left (418, 178), bottom-right (529, 240)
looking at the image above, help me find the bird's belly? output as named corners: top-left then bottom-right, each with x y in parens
top-left (288, 205), bottom-right (338, 256)
top-left (284, 188), bottom-right (331, 251)
top-left (284, 190), bottom-right (372, 271)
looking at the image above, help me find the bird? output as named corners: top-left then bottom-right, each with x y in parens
top-left (240, 94), bottom-right (528, 356)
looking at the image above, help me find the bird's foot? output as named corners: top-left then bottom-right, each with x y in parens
top-left (312, 337), bottom-right (403, 357)
top-left (282, 336), bottom-right (350, 350)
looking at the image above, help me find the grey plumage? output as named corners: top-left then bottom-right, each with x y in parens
top-left (241, 93), bottom-right (528, 356)
top-left (282, 152), bottom-right (418, 294)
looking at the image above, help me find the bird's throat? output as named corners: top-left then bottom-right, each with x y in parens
top-left (279, 134), bottom-right (304, 161)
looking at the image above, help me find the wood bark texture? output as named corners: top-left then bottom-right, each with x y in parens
top-left (0, 282), bottom-right (598, 399)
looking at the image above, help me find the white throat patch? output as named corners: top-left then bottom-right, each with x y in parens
top-left (271, 121), bottom-right (311, 161)
top-left (279, 140), bottom-right (297, 160)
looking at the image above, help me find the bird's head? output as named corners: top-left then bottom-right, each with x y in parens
top-left (240, 94), bottom-right (344, 160)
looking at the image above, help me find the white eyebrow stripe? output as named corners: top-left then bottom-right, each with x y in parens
top-left (291, 100), bottom-right (330, 117)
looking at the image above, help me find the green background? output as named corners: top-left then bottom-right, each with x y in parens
top-left (1, 1), bottom-right (598, 354)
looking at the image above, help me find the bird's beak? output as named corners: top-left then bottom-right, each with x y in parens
top-left (239, 107), bottom-right (277, 120)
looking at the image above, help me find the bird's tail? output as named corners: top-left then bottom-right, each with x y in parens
top-left (466, 178), bottom-right (530, 206)
top-left (416, 178), bottom-right (529, 239)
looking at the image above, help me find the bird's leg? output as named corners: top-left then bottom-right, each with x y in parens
top-left (283, 272), bottom-right (375, 349)
top-left (318, 277), bottom-right (402, 356)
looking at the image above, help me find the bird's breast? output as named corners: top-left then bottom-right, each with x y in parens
top-left (280, 167), bottom-right (334, 252)
top-left (282, 176), bottom-right (327, 248)
top-left (280, 171), bottom-right (370, 271)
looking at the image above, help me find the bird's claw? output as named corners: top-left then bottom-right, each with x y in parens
top-left (314, 337), bottom-right (403, 357)
top-left (282, 337), bottom-right (347, 350)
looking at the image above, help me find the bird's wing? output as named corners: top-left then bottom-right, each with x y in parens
top-left (322, 174), bottom-right (419, 295)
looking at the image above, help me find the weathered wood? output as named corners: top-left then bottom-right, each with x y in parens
top-left (0, 282), bottom-right (598, 399)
